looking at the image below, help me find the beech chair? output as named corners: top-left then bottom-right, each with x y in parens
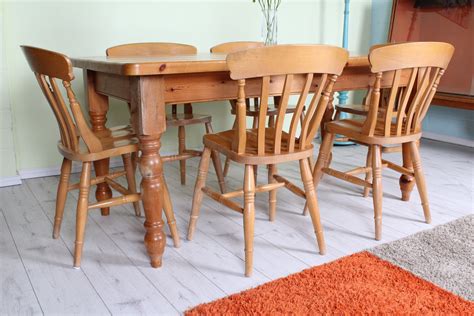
top-left (22, 46), bottom-right (144, 268)
top-left (313, 42), bottom-right (454, 240)
top-left (187, 45), bottom-right (349, 276)
top-left (107, 42), bottom-right (226, 194)
top-left (211, 41), bottom-right (307, 179)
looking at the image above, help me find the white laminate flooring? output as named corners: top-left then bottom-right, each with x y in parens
top-left (1, 139), bottom-right (472, 315)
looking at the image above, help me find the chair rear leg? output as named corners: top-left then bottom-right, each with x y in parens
top-left (178, 125), bottom-right (186, 185)
top-left (363, 146), bottom-right (373, 198)
top-left (223, 158), bottom-right (231, 177)
top-left (73, 162), bottom-right (91, 268)
top-left (303, 132), bottom-right (334, 216)
top-left (53, 158), bottom-right (72, 239)
top-left (162, 175), bottom-right (180, 247)
top-left (409, 141), bottom-right (432, 224)
top-left (268, 164), bottom-right (277, 222)
top-left (187, 147), bottom-right (212, 240)
top-left (300, 158), bottom-right (326, 255)
top-left (123, 153), bottom-right (141, 217)
top-left (243, 164), bottom-right (256, 277)
top-left (372, 145), bottom-right (383, 240)
top-left (205, 122), bottom-right (226, 193)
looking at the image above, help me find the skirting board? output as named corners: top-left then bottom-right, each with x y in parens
top-left (422, 132), bottom-right (474, 148)
top-left (0, 175), bottom-right (22, 187)
top-left (0, 149), bottom-right (182, 188)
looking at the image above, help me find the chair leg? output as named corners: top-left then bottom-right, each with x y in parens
top-left (268, 115), bottom-right (275, 128)
top-left (268, 164), bottom-right (277, 222)
top-left (162, 175), bottom-right (180, 247)
top-left (187, 147), bottom-right (212, 241)
top-left (300, 158), bottom-right (326, 255)
top-left (178, 125), bottom-right (186, 185)
top-left (205, 122), bottom-right (226, 193)
top-left (243, 164), bottom-right (256, 277)
top-left (123, 153), bottom-right (141, 217)
top-left (372, 145), bottom-right (383, 241)
top-left (223, 157), bottom-right (231, 177)
top-left (53, 158), bottom-right (72, 239)
top-left (363, 146), bottom-right (373, 198)
top-left (303, 132), bottom-right (334, 216)
top-left (253, 165), bottom-right (258, 185)
top-left (409, 141), bottom-right (432, 224)
top-left (73, 162), bottom-right (91, 269)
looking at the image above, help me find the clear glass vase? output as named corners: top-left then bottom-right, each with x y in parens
top-left (261, 9), bottom-right (278, 46)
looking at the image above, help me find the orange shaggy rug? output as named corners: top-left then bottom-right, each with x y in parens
top-left (186, 252), bottom-right (474, 315)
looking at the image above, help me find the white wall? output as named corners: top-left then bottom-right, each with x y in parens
top-left (1, 0), bottom-right (372, 182)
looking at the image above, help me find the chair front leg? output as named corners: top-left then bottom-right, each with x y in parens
top-left (372, 145), bottom-right (383, 240)
top-left (409, 141), bottom-right (431, 224)
top-left (243, 164), bottom-right (256, 277)
top-left (53, 158), bottom-right (72, 239)
top-left (162, 174), bottom-right (180, 247)
top-left (300, 158), bottom-right (326, 255)
top-left (73, 162), bottom-right (92, 268)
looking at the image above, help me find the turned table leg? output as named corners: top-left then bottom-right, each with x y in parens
top-left (139, 135), bottom-right (166, 267)
top-left (131, 75), bottom-right (168, 268)
top-left (400, 142), bottom-right (415, 201)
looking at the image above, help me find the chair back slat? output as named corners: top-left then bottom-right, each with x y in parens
top-left (226, 45), bottom-right (348, 156)
top-left (35, 73), bottom-right (76, 150)
top-left (383, 69), bottom-right (401, 136)
top-left (395, 67), bottom-right (418, 135)
top-left (257, 76), bottom-right (270, 155)
top-left (106, 42), bottom-right (197, 57)
top-left (304, 75), bottom-right (338, 147)
top-left (300, 74), bottom-right (327, 148)
top-left (361, 42), bottom-right (454, 138)
top-left (23, 46), bottom-right (102, 154)
top-left (288, 73), bottom-right (313, 152)
top-left (273, 74), bottom-right (293, 154)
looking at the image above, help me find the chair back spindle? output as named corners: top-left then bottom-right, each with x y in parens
top-left (226, 45), bottom-right (349, 156)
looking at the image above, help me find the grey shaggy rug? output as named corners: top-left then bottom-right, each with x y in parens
top-left (370, 215), bottom-right (474, 301)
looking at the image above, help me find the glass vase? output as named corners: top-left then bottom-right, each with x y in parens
top-left (261, 9), bottom-right (278, 46)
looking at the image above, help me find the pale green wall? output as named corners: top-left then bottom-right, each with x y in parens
top-left (0, 2), bottom-right (20, 179)
top-left (2, 0), bottom-right (372, 174)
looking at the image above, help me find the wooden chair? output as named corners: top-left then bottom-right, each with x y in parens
top-left (21, 46), bottom-right (144, 268)
top-left (211, 41), bottom-right (306, 179)
top-left (107, 43), bottom-right (226, 194)
top-left (187, 45), bottom-right (349, 276)
top-left (313, 42), bottom-right (454, 240)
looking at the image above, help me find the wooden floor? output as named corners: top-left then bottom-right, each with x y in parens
top-left (1, 139), bottom-right (472, 315)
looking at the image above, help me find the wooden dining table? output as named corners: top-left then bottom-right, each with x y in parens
top-left (71, 53), bottom-right (417, 268)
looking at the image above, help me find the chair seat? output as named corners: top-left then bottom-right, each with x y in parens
top-left (166, 113), bottom-right (212, 127)
top-left (326, 119), bottom-right (421, 145)
top-left (230, 105), bottom-right (302, 117)
top-left (336, 104), bottom-right (370, 116)
top-left (204, 129), bottom-right (314, 165)
top-left (58, 125), bottom-right (138, 162)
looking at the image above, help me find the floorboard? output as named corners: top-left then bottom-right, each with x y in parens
top-left (0, 139), bottom-right (472, 314)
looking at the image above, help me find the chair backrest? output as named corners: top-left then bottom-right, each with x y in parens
top-left (106, 42), bottom-right (197, 57)
top-left (210, 41), bottom-right (264, 54)
top-left (22, 45), bottom-right (103, 154)
top-left (363, 42), bottom-right (454, 137)
top-left (226, 45), bottom-right (348, 155)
